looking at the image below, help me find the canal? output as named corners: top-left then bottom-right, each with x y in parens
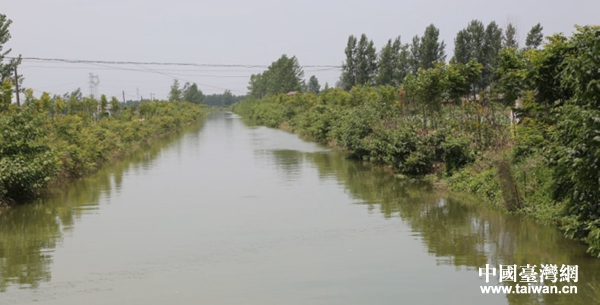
top-left (1, 112), bottom-right (599, 304)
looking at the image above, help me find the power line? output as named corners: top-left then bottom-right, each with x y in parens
top-left (12, 56), bottom-right (342, 96)
top-left (9, 56), bottom-right (343, 69)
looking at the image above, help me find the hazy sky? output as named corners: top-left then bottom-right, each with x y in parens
top-left (3, 0), bottom-right (599, 100)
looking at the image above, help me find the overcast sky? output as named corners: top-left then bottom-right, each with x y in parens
top-left (3, 0), bottom-right (599, 100)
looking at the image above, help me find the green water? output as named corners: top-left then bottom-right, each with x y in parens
top-left (1, 112), bottom-right (599, 304)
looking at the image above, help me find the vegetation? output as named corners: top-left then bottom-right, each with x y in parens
top-left (0, 14), bottom-right (208, 206)
top-left (203, 90), bottom-right (245, 107)
top-left (0, 90), bottom-right (207, 205)
top-left (248, 54), bottom-right (305, 98)
top-left (233, 24), bottom-right (600, 257)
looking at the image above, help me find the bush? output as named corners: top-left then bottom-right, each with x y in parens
top-left (441, 136), bottom-right (474, 175)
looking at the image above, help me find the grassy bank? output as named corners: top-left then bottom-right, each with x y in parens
top-left (231, 26), bottom-right (600, 257)
top-left (232, 84), bottom-right (599, 257)
top-left (0, 93), bottom-right (207, 209)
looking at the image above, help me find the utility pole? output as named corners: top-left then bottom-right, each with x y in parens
top-left (122, 91), bottom-right (126, 104)
top-left (89, 73), bottom-right (100, 98)
top-left (14, 66), bottom-right (20, 106)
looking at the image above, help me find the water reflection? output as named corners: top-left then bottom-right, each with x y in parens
top-left (2, 113), bottom-right (600, 305)
top-left (0, 122), bottom-right (205, 292)
top-left (302, 150), bottom-right (600, 305)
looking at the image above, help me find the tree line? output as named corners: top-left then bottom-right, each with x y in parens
top-left (341, 21), bottom-right (544, 91)
top-left (235, 23), bottom-right (600, 257)
top-left (0, 14), bottom-right (208, 206)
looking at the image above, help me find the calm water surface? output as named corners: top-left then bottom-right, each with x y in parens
top-left (1, 112), bottom-right (599, 305)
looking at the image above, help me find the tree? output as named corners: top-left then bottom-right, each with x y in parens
top-left (408, 35), bottom-right (421, 74)
top-left (377, 39), bottom-right (395, 85)
top-left (355, 34), bottom-right (377, 86)
top-left (403, 63), bottom-right (449, 130)
top-left (221, 89), bottom-right (234, 106)
top-left (340, 35), bottom-right (358, 90)
top-left (247, 54), bottom-right (304, 97)
top-left (248, 73), bottom-right (267, 98)
top-left (182, 82), bottom-right (205, 104)
top-left (0, 14), bottom-right (22, 85)
top-left (453, 20), bottom-right (485, 65)
top-left (538, 27), bottom-right (600, 249)
top-left (494, 48), bottom-right (527, 107)
top-left (376, 37), bottom-right (408, 86)
top-left (109, 97), bottom-right (120, 115)
top-left (0, 77), bottom-right (12, 111)
top-left (446, 59), bottom-right (483, 103)
top-left (99, 94), bottom-right (108, 115)
top-left (453, 20), bottom-right (503, 93)
top-left (504, 23), bottom-right (519, 49)
top-left (307, 75), bottom-right (321, 94)
top-left (482, 21), bottom-right (503, 88)
top-left (419, 24), bottom-right (446, 70)
top-left (525, 23), bottom-right (544, 49)
top-left (168, 79), bottom-right (182, 102)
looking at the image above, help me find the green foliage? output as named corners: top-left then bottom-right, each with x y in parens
top-left (0, 107), bottom-right (59, 199)
top-left (182, 82), bottom-right (205, 104)
top-left (340, 35), bottom-right (358, 90)
top-left (0, 78), bottom-right (12, 111)
top-left (341, 34), bottom-right (377, 89)
top-left (109, 97), bottom-right (120, 115)
top-left (453, 20), bottom-right (504, 92)
top-left (441, 136), bottom-right (474, 175)
top-left (204, 90), bottom-right (245, 107)
top-left (550, 105), bottom-right (600, 235)
top-left (376, 37), bottom-right (409, 87)
top-left (0, 96), bottom-right (206, 203)
top-left (248, 54), bottom-right (304, 98)
top-left (0, 14), bottom-right (22, 84)
top-left (234, 83), bottom-right (507, 179)
top-left (234, 24), bottom-right (600, 257)
top-left (494, 47), bottom-right (527, 107)
top-left (448, 26), bottom-right (600, 256)
top-left (525, 23), bottom-right (544, 50)
top-left (168, 79), bottom-right (182, 102)
top-left (504, 23), bottom-right (518, 49)
top-left (419, 24), bottom-right (447, 70)
top-left (307, 75), bottom-right (321, 94)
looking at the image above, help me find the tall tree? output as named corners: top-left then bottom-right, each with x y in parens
top-left (168, 79), bottom-right (182, 102)
top-left (99, 94), bottom-right (108, 115)
top-left (453, 20), bottom-right (503, 93)
top-left (248, 73), bottom-right (267, 98)
top-left (109, 97), bottom-right (120, 115)
top-left (340, 35), bottom-right (358, 90)
top-left (355, 34), bottom-right (377, 86)
top-left (504, 23), bottom-right (519, 49)
top-left (482, 21), bottom-right (503, 88)
top-left (453, 20), bottom-right (485, 65)
top-left (221, 89), bottom-right (234, 106)
top-left (376, 39), bottom-right (395, 86)
top-left (0, 14), bottom-right (21, 81)
top-left (182, 82), bottom-right (205, 104)
top-left (525, 23), bottom-right (544, 49)
top-left (408, 35), bottom-right (421, 74)
top-left (419, 24), bottom-right (446, 70)
top-left (307, 75), bottom-right (321, 94)
top-left (0, 14), bottom-right (22, 99)
top-left (247, 54), bottom-right (304, 97)
top-left (494, 48), bottom-right (526, 107)
top-left (376, 37), bottom-right (408, 86)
